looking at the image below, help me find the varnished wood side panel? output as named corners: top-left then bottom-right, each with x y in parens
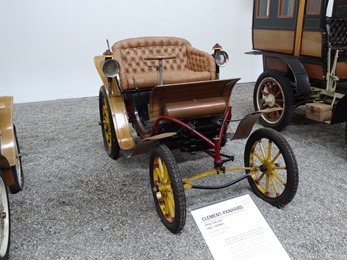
top-left (336, 62), bottom-right (347, 79)
top-left (265, 57), bottom-right (288, 73)
top-left (302, 63), bottom-right (324, 80)
top-left (300, 31), bottom-right (322, 57)
top-left (253, 29), bottom-right (295, 54)
top-left (149, 79), bottom-right (240, 121)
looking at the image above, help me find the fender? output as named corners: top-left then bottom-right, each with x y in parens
top-left (229, 108), bottom-right (281, 141)
top-left (107, 91), bottom-right (135, 150)
top-left (279, 55), bottom-right (311, 95)
top-left (0, 96), bottom-right (16, 166)
top-left (95, 55), bottom-right (135, 150)
top-left (247, 51), bottom-right (311, 95)
top-left (124, 132), bottom-right (177, 158)
top-left (0, 155), bottom-right (15, 186)
top-left (0, 96), bottom-right (16, 186)
top-left (331, 95), bottom-right (347, 124)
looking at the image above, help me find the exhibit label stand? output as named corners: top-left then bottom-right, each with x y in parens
top-left (191, 194), bottom-right (291, 260)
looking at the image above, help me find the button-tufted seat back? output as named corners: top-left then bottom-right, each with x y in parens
top-left (112, 36), bottom-right (216, 90)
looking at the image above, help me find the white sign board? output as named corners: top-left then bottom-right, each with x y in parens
top-left (191, 194), bottom-right (291, 260)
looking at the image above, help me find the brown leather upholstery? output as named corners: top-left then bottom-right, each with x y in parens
top-left (112, 37), bottom-right (216, 90)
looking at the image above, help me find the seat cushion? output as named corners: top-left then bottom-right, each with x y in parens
top-left (126, 70), bottom-right (212, 89)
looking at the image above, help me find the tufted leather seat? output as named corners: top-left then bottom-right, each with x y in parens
top-left (112, 36), bottom-right (216, 90)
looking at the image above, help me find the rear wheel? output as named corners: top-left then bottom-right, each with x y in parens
top-left (254, 71), bottom-right (295, 131)
top-left (244, 128), bottom-right (298, 208)
top-left (9, 125), bottom-right (24, 194)
top-left (99, 86), bottom-right (120, 159)
top-left (0, 176), bottom-right (10, 260)
top-left (149, 144), bottom-right (186, 233)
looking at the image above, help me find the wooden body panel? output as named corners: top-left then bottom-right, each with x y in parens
top-left (336, 62), bottom-right (347, 79)
top-left (253, 29), bottom-right (295, 54)
top-left (265, 56), bottom-right (289, 73)
top-left (300, 31), bottom-right (323, 57)
top-left (302, 63), bottom-right (325, 80)
top-left (0, 96), bottom-right (15, 166)
top-left (149, 79), bottom-right (240, 121)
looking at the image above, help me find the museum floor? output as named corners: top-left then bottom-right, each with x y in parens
top-left (9, 83), bottom-right (347, 259)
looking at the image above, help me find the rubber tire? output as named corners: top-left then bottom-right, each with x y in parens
top-left (345, 122), bottom-right (347, 145)
top-left (254, 70), bottom-right (295, 131)
top-left (0, 175), bottom-right (10, 260)
top-left (9, 125), bottom-right (24, 194)
top-left (244, 128), bottom-right (299, 208)
top-left (99, 86), bottom-right (120, 160)
top-left (149, 144), bottom-right (186, 233)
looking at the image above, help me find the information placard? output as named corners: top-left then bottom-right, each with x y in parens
top-left (191, 194), bottom-right (291, 260)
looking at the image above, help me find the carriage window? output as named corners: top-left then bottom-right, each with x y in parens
top-left (306, 0), bottom-right (321, 15)
top-left (279, 0), bottom-right (295, 17)
top-left (256, 0), bottom-right (270, 18)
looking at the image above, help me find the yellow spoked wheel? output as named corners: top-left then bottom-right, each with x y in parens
top-left (149, 144), bottom-right (186, 233)
top-left (245, 128), bottom-right (298, 208)
top-left (0, 176), bottom-right (10, 260)
top-left (99, 86), bottom-right (120, 159)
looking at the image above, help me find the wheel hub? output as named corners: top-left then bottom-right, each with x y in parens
top-left (260, 165), bottom-right (267, 172)
top-left (264, 94), bottom-right (276, 107)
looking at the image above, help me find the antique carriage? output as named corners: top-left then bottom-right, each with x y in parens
top-left (249, 0), bottom-right (347, 142)
top-left (94, 36), bottom-right (299, 233)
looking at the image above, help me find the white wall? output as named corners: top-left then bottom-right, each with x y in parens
top-left (0, 0), bottom-right (261, 103)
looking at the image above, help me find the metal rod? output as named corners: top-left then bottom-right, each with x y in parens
top-left (190, 174), bottom-right (249, 190)
top-left (153, 116), bottom-right (215, 148)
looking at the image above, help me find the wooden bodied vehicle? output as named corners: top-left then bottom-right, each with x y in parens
top-left (0, 96), bottom-right (24, 259)
top-left (94, 36), bottom-right (299, 233)
top-left (249, 0), bottom-right (347, 142)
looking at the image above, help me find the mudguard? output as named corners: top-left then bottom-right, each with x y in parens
top-left (0, 96), bottom-right (16, 186)
top-left (107, 91), bottom-right (135, 150)
top-left (124, 132), bottom-right (176, 158)
top-left (229, 108), bottom-right (281, 141)
top-left (247, 51), bottom-right (311, 95)
top-left (0, 97), bottom-right (15, 166)
top-left (94, 55), bottom-right (135, 151)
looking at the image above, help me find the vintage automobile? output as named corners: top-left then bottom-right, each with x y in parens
top-left (249, 0), bottom-right (347, 143)
top-left (0, 96), bottom-right (24, 259)
top-left (94, 36), bottom-right (299, 233)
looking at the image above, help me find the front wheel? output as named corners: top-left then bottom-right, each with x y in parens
top-left (254, 71), bottom-right (295, 131)
top-left (99, 86), bottom-right (120, 159)
top-left (149, 144), bottom-right (186, 233)
top-left (244, 128), bottom-right (298, 208)
top-left (0, 176), bottom-right (10, 260)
